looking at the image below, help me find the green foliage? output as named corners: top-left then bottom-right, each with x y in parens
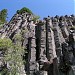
top-left (0, 68), bottom-right (9, 75)
top-left (4, 44), bottom-right (25, 75)
top-left (17, 7), bottom-right (32, 14)
top-left (0, 25), bottom-right (3, 29)
top-left (0, 38), bottom-right (12, 50)
top-left (32, 15), bottom-right (40, 22)
top-left (0, 9), bottom-right (7, 24)
top-left (13, 34), bottom-right (22, 41)
top-left (0, 38), bottom-right (25, 75)
top-left (0, 22), bottom-right (4, 25)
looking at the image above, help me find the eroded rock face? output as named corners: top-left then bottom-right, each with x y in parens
top-left (0, 13), bottom-right (75, 75)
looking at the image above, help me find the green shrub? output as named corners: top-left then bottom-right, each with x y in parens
top-left (0, 38), bottom-right (12, 50)
top-left (17, 7), bottom-right (32, 14)
top-left (0, 38), bottom-right (25, 75)
top-left (32, 15), bottom-right (40, 23)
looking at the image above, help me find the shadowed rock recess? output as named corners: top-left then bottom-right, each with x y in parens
top-left (0, 11), bottom-right (75, 75)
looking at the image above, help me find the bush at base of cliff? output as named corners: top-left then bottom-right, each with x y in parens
top-left (0, 38), bottom-right (25, 75)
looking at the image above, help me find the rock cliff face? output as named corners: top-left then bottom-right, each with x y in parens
top-left (0, 12), bottom-right (75, 75)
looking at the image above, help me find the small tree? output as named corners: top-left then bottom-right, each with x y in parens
top-left (17, 7), bottom-right (32, 14)
top-left (0, 9), bottom-right (7, 24)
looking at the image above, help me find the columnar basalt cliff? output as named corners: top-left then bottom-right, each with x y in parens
top-left (0, 11), bottom-right (75, 75)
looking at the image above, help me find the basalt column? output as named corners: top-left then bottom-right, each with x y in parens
top-left (46, 18), bottom-right (59, 75)
top-left (35, 21), bottom-right (48, 75)
top-left (52, 18), bottom-right (65, 58)
top-left (29, 22), bottom-right (36, 75)
top-left (46, 18), bottom-right (54, 75)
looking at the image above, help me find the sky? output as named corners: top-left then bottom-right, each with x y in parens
top-left (0, 0), bottom-right (75, 21)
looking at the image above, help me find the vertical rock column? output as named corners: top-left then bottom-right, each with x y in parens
top-left (40, 22), bottom-right (48, 75)
top-left (35, 21), bottom-right (48, 75)
top-left (21, 14), bottom-right (37, 75)
top-left (46, 19), bottom-right (54, 75)
top-left (46, 19), bottom-right (54, 60)
top-left (52, 18), bottom-right (66, 75)
top-left (60, 21), bottom-right (69, 38)
top-left (29, 22), bottom-right (37, 75)
top-left (46, 18), bottom-right (59, 75)
top-left (50, 29), bottom-right (59, 75)
top-left (52, 18), bottom-right (65, 57)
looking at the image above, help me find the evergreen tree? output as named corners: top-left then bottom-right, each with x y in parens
top-left (0, 9), bottom-right (7, 25)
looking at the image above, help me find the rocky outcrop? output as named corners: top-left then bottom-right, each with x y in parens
top-left (0, 13), bottom-right (75, 75)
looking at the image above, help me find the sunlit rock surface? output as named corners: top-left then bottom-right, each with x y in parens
top-left (0, 13), bottom-right (75, 75)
